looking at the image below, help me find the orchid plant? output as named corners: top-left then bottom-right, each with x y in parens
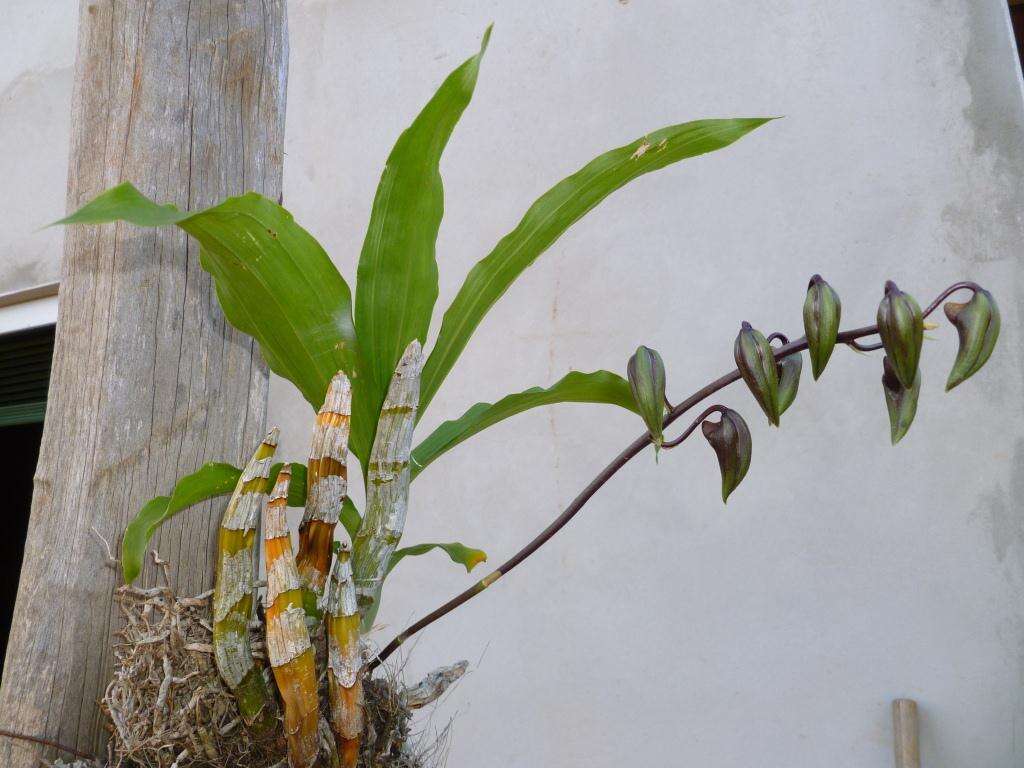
top-left (59, 27), bottom-right (999, 768)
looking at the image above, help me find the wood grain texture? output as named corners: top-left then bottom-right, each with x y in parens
top-left (0, 2), bottom-right (287, 763)
top-left (892, 699), bottom-right (921, 768)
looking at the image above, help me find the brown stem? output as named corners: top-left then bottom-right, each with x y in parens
top-left (661, 404), bottom-right (728, 449)
top-left (0, 729), bottom-right (95, 761)
top-left (367, 285), bottom-right (964, 672)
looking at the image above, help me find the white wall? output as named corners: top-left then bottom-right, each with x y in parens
top-left (4, 2), bottom-right (1024, 766)
top-left (0, 1), bottom-right (75, 293)
top-left (275, 2), bottom-right (1024, 766)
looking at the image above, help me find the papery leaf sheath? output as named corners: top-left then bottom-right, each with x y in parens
top-left (263, 466), bottom-right (320, 768)
top-left (297, 372), bottom-right (352, 602)
top-left (326, 544), bottom-right (364, 768)
top-left (352, 342), bottom-right (423, 622)
top-left (212, 429), bottom-right (279, 734)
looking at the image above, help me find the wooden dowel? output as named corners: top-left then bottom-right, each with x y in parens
top-left (892, 699), bottom-right (920, 768)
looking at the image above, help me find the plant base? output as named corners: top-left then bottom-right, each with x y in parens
top-left (100, 556), bottom-right (461, 768)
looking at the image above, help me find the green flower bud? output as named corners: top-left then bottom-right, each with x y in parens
top-left (802, 274), bottom-right (841, 380)
top-left (876, 281), bottom-right (923, 390)
top-left (627, 345), bottom-right (667, 449)
top-left (734, 322), bottom-right (781, 426)
top-left (702, 408), bottom-right (752, 503)
top-left (777, 353), bottom-right (802, 415)
top-left (882, 355), bottom-right (920, 445)
top-left (944, 288), bottom-right (1000, 391)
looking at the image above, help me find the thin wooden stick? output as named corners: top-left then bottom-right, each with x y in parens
top-left (892, 698), bottom-right (920, 768)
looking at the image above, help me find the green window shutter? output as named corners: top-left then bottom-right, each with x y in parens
top-left (0, 325), bottom-right (54, 427)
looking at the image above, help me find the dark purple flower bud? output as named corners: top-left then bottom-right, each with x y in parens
top-left (876, 281), bottom-right (923, 390)
top-left (702, 408), bottom-right (752, 503)
top-left (627, 345), bottom-right (667, 449)
top-left (803, 275), bottom-right (841, 380)
top-left (734, 322), bottom-right (781, 426)
top-left (882, 355), bottom-right (920, 445)
top-left (944, 288), bottom-right (999, 391)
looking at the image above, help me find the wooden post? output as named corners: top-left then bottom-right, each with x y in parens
top-left (0, 2), bottom-right (287, 764)
top-left (892, 698), bottom-right (921, 768)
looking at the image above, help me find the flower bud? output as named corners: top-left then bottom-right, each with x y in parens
top-left (627, 345), bottom-right (667, 449)
top-left (734, 322), bottom-right (781, 426)
top-left (944, 288), bottom-right (999, 391)
top-left (876, 281), bottom-right (923, 390)
top-left (777, 353), bottom-right (802, 415)
top-left (702, 408), bottom-right (752, 503)
top-left (803, 275), bottom-right (841, 380)
top-left (882, 355), bottom-right (920, 445)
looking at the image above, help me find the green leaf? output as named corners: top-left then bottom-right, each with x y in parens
top-left (411, 370), bottom-right (638, 478)
top-left (386, 541), bottom-right (488, 576)
top-left (352, 28), bottom-right (490, 465)
top-left (56, 182), bottom-right (189, 227)
top-left (419, 117), bottom-right (775, 414)
top-left (122, 463), bottom-right (242, 583)
top-left (340, 497), bottom-right (362, 542)
top-left (122, 497), bottom-right (170, 584)
top-left (58, 184), bottom-right (365, 458)
top-left (166, 462), bottom-right (242, 511)
top-left (268, 462), bottom-right (309, 507)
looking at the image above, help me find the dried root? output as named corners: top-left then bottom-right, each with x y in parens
top-left (102, 555), bottom-right (284, 768)
top-left (101, 555), bottom-right (462, 768)
top-left (359, 668), bottom-right (457, 768)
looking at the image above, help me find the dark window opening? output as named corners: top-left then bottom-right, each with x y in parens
top-left (1010, 1), bottom-right (1024, 73)
top-left (0, 324), bottom-right (54, 679)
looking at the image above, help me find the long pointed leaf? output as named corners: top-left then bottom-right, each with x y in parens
top-left (58, 184), bottom-right (364, 455)
top-left (419, 117), bottom-right (774, 414)
top-left (352, 27), bottom-right (490, 465)
top-left (387, 542), bottom-right (488, 576)
top-left (411, 369), bottom-right (638, 478)
top-left (122, 462), bottom-right (242, 583)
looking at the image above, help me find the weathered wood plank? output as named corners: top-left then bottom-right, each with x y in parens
top-left (0, 2), bottom-right (288, 763)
